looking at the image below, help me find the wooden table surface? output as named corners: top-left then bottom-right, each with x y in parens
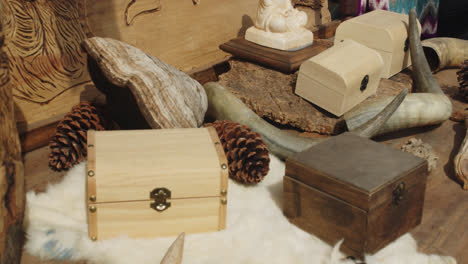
top-left (20, 69), bottom-right (467, 264)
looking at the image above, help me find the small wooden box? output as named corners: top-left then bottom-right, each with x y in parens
top-left (86, 128), bottom-right (228, 240)
top-left (334, 10), bottom-right (421, 78)
top-left (284, 133), bottom-right (428, 258)
top-left (295, 39), bottom-right (384, 116)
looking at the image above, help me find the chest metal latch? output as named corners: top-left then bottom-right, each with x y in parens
top-left (392, 182), bottom-right (406, 205)
top-left (150, 188), bottom-right (171, 212)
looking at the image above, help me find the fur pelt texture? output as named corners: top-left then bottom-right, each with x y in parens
top-left (24, 156), bottom-right (456, 264)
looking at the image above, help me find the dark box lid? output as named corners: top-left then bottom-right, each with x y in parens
top-left (285, 133), bottom-right (427, 211)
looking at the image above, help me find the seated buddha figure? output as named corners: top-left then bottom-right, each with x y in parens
top-left (255, 0), bottom-right (308, 33)
top-left (245, 0), bottom-right (313, 50)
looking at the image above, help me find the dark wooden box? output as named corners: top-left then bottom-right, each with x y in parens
top-left (284, 133), bottom-right (428, 258)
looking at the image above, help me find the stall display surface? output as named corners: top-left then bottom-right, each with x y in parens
top-left (19, 69), bottom-right (467, 264)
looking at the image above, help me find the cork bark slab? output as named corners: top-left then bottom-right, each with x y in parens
top-left (218, 59), bottom-right (412, 135)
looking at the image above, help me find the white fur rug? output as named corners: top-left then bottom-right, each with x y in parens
top-left (24, 155), bottom-right (456, 264)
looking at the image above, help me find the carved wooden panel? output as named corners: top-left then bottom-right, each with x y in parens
top-left (85, 0), bottom-right (259, 72)
top-left (0, 19), bottom-right (25, 264)
top-left (1, 0), bottom-right (89, 103)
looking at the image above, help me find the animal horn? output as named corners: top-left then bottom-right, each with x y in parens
top-left (350, 88), bottom-right (408, 138)
top-left (422, 38), bottom-right (468, 72)
top-left (204, 82), bottom-right (320, 160)
top-left (160, 233), bottom-right (185, 264)
top-left (409, 9), bottom-right (443, 94)
top-left (344, 9), bottom-right (452, 135)
top-left (204, 82), bottom-right (405, 159)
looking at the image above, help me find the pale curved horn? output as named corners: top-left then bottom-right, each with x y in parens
top-left (203, 82), bottom-right (406, 159)
top-left (204, 82), bottom-right (319, 159)
top-left (409, 9), bottom-right (444, 94)
top-left (350, 88), bottom-right (408, 138)
top-left (345, 9), bottom-right (452, 135)
top-left (160, 233), bottom-right (185, 264)
top-left (422, 38), bottom-right (468, 72)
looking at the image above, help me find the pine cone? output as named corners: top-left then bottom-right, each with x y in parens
top-left (205, 120), bottom-right (270, 184)
top-left (49, 102), bottom-right (106, 171)
top-left (458, 60), bottom-right (468, 101)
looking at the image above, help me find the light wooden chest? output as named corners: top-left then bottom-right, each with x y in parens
top-left (295, 39), bottom-right (384, 117)
top-left (334, 10), bottom-right (421, 78)
top-left (284, 133), bottom-right (428, 258)
top-left (86, 127), bottom-right (228, 241)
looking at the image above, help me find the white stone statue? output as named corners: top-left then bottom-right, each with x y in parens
top-left (245, 0), bottom-right (314, 51)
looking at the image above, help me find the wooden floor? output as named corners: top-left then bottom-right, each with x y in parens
top-left (20, 69), bottom-right (468, 264)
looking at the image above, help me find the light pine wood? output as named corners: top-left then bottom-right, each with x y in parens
top-left (334, 10), bottom-right (422, 78)
top-left (92, 129), bottom-right (222, 202)
top-left (207, 128), bottom-right (228, 230)
top-left (94, 197), bottom-right (220, 240)
top-left (87, 128), bottom-right (227, 240)
top-left (295, 39), bottom-right (384, 116)
top-left (86, 130), bottom-right (97, 239)
top-left (84, 0), bottom-right (258, 72)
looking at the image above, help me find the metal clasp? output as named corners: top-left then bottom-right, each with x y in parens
top-left (392, 182), bottom-right (406, 205)
top-left (404, 37), bottom-right (410, 52)
top-left (150, 188), bottom-right (171, 212)
top-left (360, 75), bottom-right (369, 92)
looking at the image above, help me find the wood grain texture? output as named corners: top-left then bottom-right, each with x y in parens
top-left (0, 19), bottom-right (24, 264)
top-left (284, 176), bottom-right (368, 256)
top-left (19, 122), bottom-right (58, 153)
top-left (85, 0), bottom-right (259, 73)
top-left (94, 197), bottom-right (220, 240)
top-left (284, 133), bottom-right (427, 258)
top-left (0, 0), bottom-right (102, 133)
top-left (20, 69), bottom-right (468, 263)
top-left (83, 37), bottom-right (208, 129)
top-left (87, 128), bottom-right (227, 240)
top-left (207, 127), bottom-right (228, 230)
top-left (14, 84), bottom-right (103, 133)
top-left (219, 38), bottom-right (333, 73)
top-left (92, 129), bottom-right (222, 202)
top-left (367, 172), bottom-right (427, 253)
top-left (1, 0), bottom-right (90, 103)
top-left (286, 133), bottom-right (427, 210)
